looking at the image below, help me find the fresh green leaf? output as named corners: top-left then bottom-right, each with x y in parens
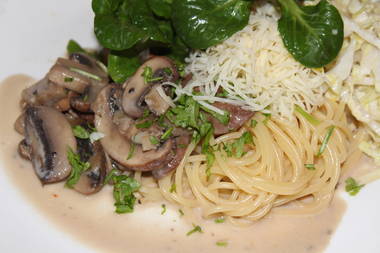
top-left (169, 183), bottom-right (177, 193)
top-left (345, 177), bottom-right (365, 196)
top-left (150, 136), bottom-right (160, 145)
top-left (72, 125), bottom-right (90, 139)
top-left (161, 204), bottom-right (167, 215)
top-left (186, 224), bottom-right (202, 236)
top-left (317, 125), bottom-right (335, 156)
top-left (67, 39), bottom-right (86, 55)
top-left (233, 132), bottom-right (253, 158)
top-left (200, 104), bottom-right (230, 125)
top-left (108, 53), bottom-right (140, 83)
top-left (93, 0), bottom-right (172, 50)
top-left (69, 67), bottom-right (102, 81)
top-left (250, 119), bottom-right (258, 128)
top-left (172, 0), bottom-right (252, 49)
top-left (66, 148), bottom-right (91, 188)
top-left (277, 0), bottom-right (344, 67)
top-left (147, 0), bottom-right (173, 19)
top-left (161, 127), bottom-right (174, 140)
top-left (64, 77), bottom-right (74, 83)
top-left (295, 105), bottom-right (320, 125)
top-left (136, 120), bottom-right (154, 129)
top-left (214, 217), bottom-right (225, 223)
top-left (127, 143), bottom-right (135, 160)
top-left (108, 173), bottom-right (141, 213)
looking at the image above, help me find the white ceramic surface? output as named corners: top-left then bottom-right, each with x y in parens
top-left (0, 0), bottom-right (379, 252)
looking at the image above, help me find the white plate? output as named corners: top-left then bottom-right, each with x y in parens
top-left (0, 1), bottom-right (379, 252)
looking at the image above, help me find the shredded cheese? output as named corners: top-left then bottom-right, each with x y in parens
top-left (184, 4), bottom-right (328, 119)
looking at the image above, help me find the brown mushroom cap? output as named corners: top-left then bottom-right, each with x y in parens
top-left (122, 56), bottom-right (178, 118)
top-left (94, 85), bottom-right (174, 171)
top-left (24, 106), bottom-right (77, 184)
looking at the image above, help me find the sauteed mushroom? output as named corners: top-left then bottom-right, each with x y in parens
top-left (24, 106), bottom-right (77, 184)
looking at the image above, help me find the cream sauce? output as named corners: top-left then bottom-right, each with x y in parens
top-left (0, 75), bottom-right (348, 253)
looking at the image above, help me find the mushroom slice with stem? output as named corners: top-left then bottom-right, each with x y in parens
top-left (122, 56), bottom-right (178, 118)
top-left (73, 142), bottom-right (106, 195)
top-left (24, 106), bottom-right (77, 184)
top-left (18, 139), bottom-right (32, 160)
top-left (69, 52), bottom-right (108, 80)
top-left (94, 85), bottom-right (174, 171)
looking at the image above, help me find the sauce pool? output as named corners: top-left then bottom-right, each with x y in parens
top-left (0, 74), bottom-right (348, 253)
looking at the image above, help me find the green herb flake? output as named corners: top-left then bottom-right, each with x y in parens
top-left (72, 125), bottom-right (90, 139)
top-left (317, 126), bottom-right (335, 156)
top-left (108, 173), bottom-right (141, 214)
top-left (178, 144), bottom-right (186, 148)
top-left (142, 66), bottom-right (163, 83)
top-left (305, 164), bottom-right (316, 170)
top-left (69, 67), bottom-right (101, 81)
top-left (214, 217), bottom-right (225, 223)
top-left (179, 209), bottom-right (184, 216)
top-left (186, 224), bottom-right (202, 236)
top-left (262, 113), bottom-right (271, 125)
top-left (127, 143), bottom-right (135, 160)
top-left (65, 147), bottom-right (90, 188)
top-left (234, 132), bottom-right (253, 158)
top-left (142, 109), bottom-right (151, 119)
top-left (216, 241), bottom-right (228, 247)
top-left (200, 104), bottom-right (230, 125)
top-left (295, 105), bottom-right (320, 125)
top-left (161, 127), bottom-right (174, 140)
top-left (150, 136), bottom-right (160, 145)
top-left (345, 177), bottom-right (365, 196)
top-left (136, 120), bottom-right (153, 129)
top-left (64, 77), bottom-right (74, 82)
top-left (163, 67), bottom-right (173, 75)
top-left (169, 183), bottom-right (177, 193)
top-left (66, 39), bottom-right (86, 55)
top-left (251, 119), bottom-right (258, 128)
top-left (161, 204), bottom-right (167, 215)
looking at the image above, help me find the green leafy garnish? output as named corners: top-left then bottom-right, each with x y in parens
top-left (345, 177), bottom-right (365, 196)
top-left (108, 53), bottom-right (140, 83)
top-left (136, 120), bottom-right (153, 129)
top-left (67, 39), bottom-right (86, 55)
top-left (161, 127), bottom-right (174, 140)
top-left (69, 67), bottom-right (102, 81)
top-left (107, 171), bottom-right (141, 213)
top-left (304, 163), bottom-right (316, 170)
top-left (179, 209), bottom-right (184, 216)
top-left (214, 217), bottom-right (226, 223)
top-left (127, 143), bottom-right (135, 160)
top-left (161, 204), bottom-right (167, 215)
top-left (142, 66), bottom-right (163, 83)
top-left (294, 105), bottom-right (320, 125)
top-left (64, 77), bottom-right (74, 82)
top-left (200, 104), bottom-right (230, 125)
top-left (216, 241), bottom-right (228, 247)
top-left (169, 183), bottom-right (177, 193)
top-left (277, 0), bottom-right (344, 67)
top-left (186, 224), bottom-right (202, 236)
top-left (66, 148), bottom-right (91, 188)
top-left (317, 125), bottom-right (335, 156)
top-left (72, 125), bottom-right (90, 139)
top-left (262, 113), bottom-right (271, 125)
top-left (251, 119), bottom-right (258, 128)
top-left (150, 136), bottom-right (160, 145)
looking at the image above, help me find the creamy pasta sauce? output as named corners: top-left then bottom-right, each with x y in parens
top-left (0, 75), bottom-right (352, 253)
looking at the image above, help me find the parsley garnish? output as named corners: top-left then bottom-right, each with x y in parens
top-left (107, 170), bottom-right (141, 214)
top-left (345, 177), bottom-right (365, 196)
top-left (161, 204), bottom-right (167, 215)
top-left (186, 224), bottom-right (202, 236)
top-left (127, 143), bottom-right (135, 160)
top-left (65, 147), bottom-right (90, 188)
top-left (262, 113), bottom-right (271, 125)
top-left (69, 67), bottom-right (101, 81)
top-left (64, 77), bottom-right (74, 82)
top-left (179, 209), bottom-right (184, 216)
top-left (72, 125), bottom-right (90, 139)
top-left (161, 127), bottom-right (174, 140)
top-left (216, 241), bottom-right (228, 247)
top-left (251, 119), bottom-right (258, 128)
top-left (294, 105), bottom-right (320, 125)
top-left (169, 183), bottom-right (177, 193)
top-left (317, 125), bottom-right (335, 156)
top-left (150, 136), bottom-right (160, 145)
top-left (304, 164), bottom-right (316, 170)
top-left (136, 120), bottom-right (153, 129)
top-left (142, 66), bottom-right (163, 83)
top-left (214, 217), bottom-right (225, 223)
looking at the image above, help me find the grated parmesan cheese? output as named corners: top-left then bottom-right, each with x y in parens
top-left (184, 3), bottom-right (328, 119)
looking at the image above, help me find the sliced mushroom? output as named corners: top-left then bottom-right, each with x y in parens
top-left (144, 85), bottom-right (171, 115)
top-left (21, 77), bottom-right (67, 107)
top-left (18, 139), bottom-right (31, 160)
top-left (94, 85), bottom-right (174, 171)
top-left (122, 56), bottom-right (178, 118)
top-left (152, 135), bottom-right (190, 179)
top-left (14, 113), bottom-right (25, 135)
top-left (210, 102), bottom-right (255, 136)
top-left (69, 52), bottom-right (108, 80)
top-left (73, 142), bottom-right (106, 195)
top-left (24, 106), bottom-right (77, 184)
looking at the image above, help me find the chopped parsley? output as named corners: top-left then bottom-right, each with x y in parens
top-left (142, 66), bottom-right (163, 83)
top-left (107, 170), bottom-right (141, 214)
top-left (161, 204), bottom-right (167, 215)
top-left (69, 67), bottom-right (101, 81)
top-left (65, 147), bottom-right (90, 188)
top-left (262, 113), bottom-right (271, 125)
top-left (294, 105), bottom-right (320, 125)
top-left (136, 120), bottom-right (153, 129)
top-left (64, 76), bottom-right (74, 82)
top-left (186, 224), bottom-right (202, 236)
top-left (161, 127), bottom-right (174, 140)
top-left (127, 143), bottom-right (135, 160)
top-left (345, 177), bottom-right (365, 196)
top-left (251, 119), bottom-right (258, 128)
top-left (304, 164), bottom-right (316, 170)
top-left (179, 209), bottom-right (184, 216)
top-left (214, 217), bottom-right (225, 223)
top-left (150, 136), bottom-right (160, 145)
top-left (216, 241), bottom-right (228, 247)
top-left (317, 125), bottom-right (335, 156)
top-left (72, 125), bottom-right (90, 139)
top-left (223, 132), bottom-right (253, 158)
top-left (169, 183), bottom-right (177, 193)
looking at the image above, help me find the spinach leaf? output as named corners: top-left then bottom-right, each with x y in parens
top-left (67, 40), bottom-right (86, 55)
top-left (172, 0), bottom-right (252, 49)
top-left (148, 0), bottom-right (173, 19)
top-left (93, 0), bottom-right (172, 50)
top-left (277, 0), bottom-right (344, 68)
top-left (108, 53), bottom-right (140, 83)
